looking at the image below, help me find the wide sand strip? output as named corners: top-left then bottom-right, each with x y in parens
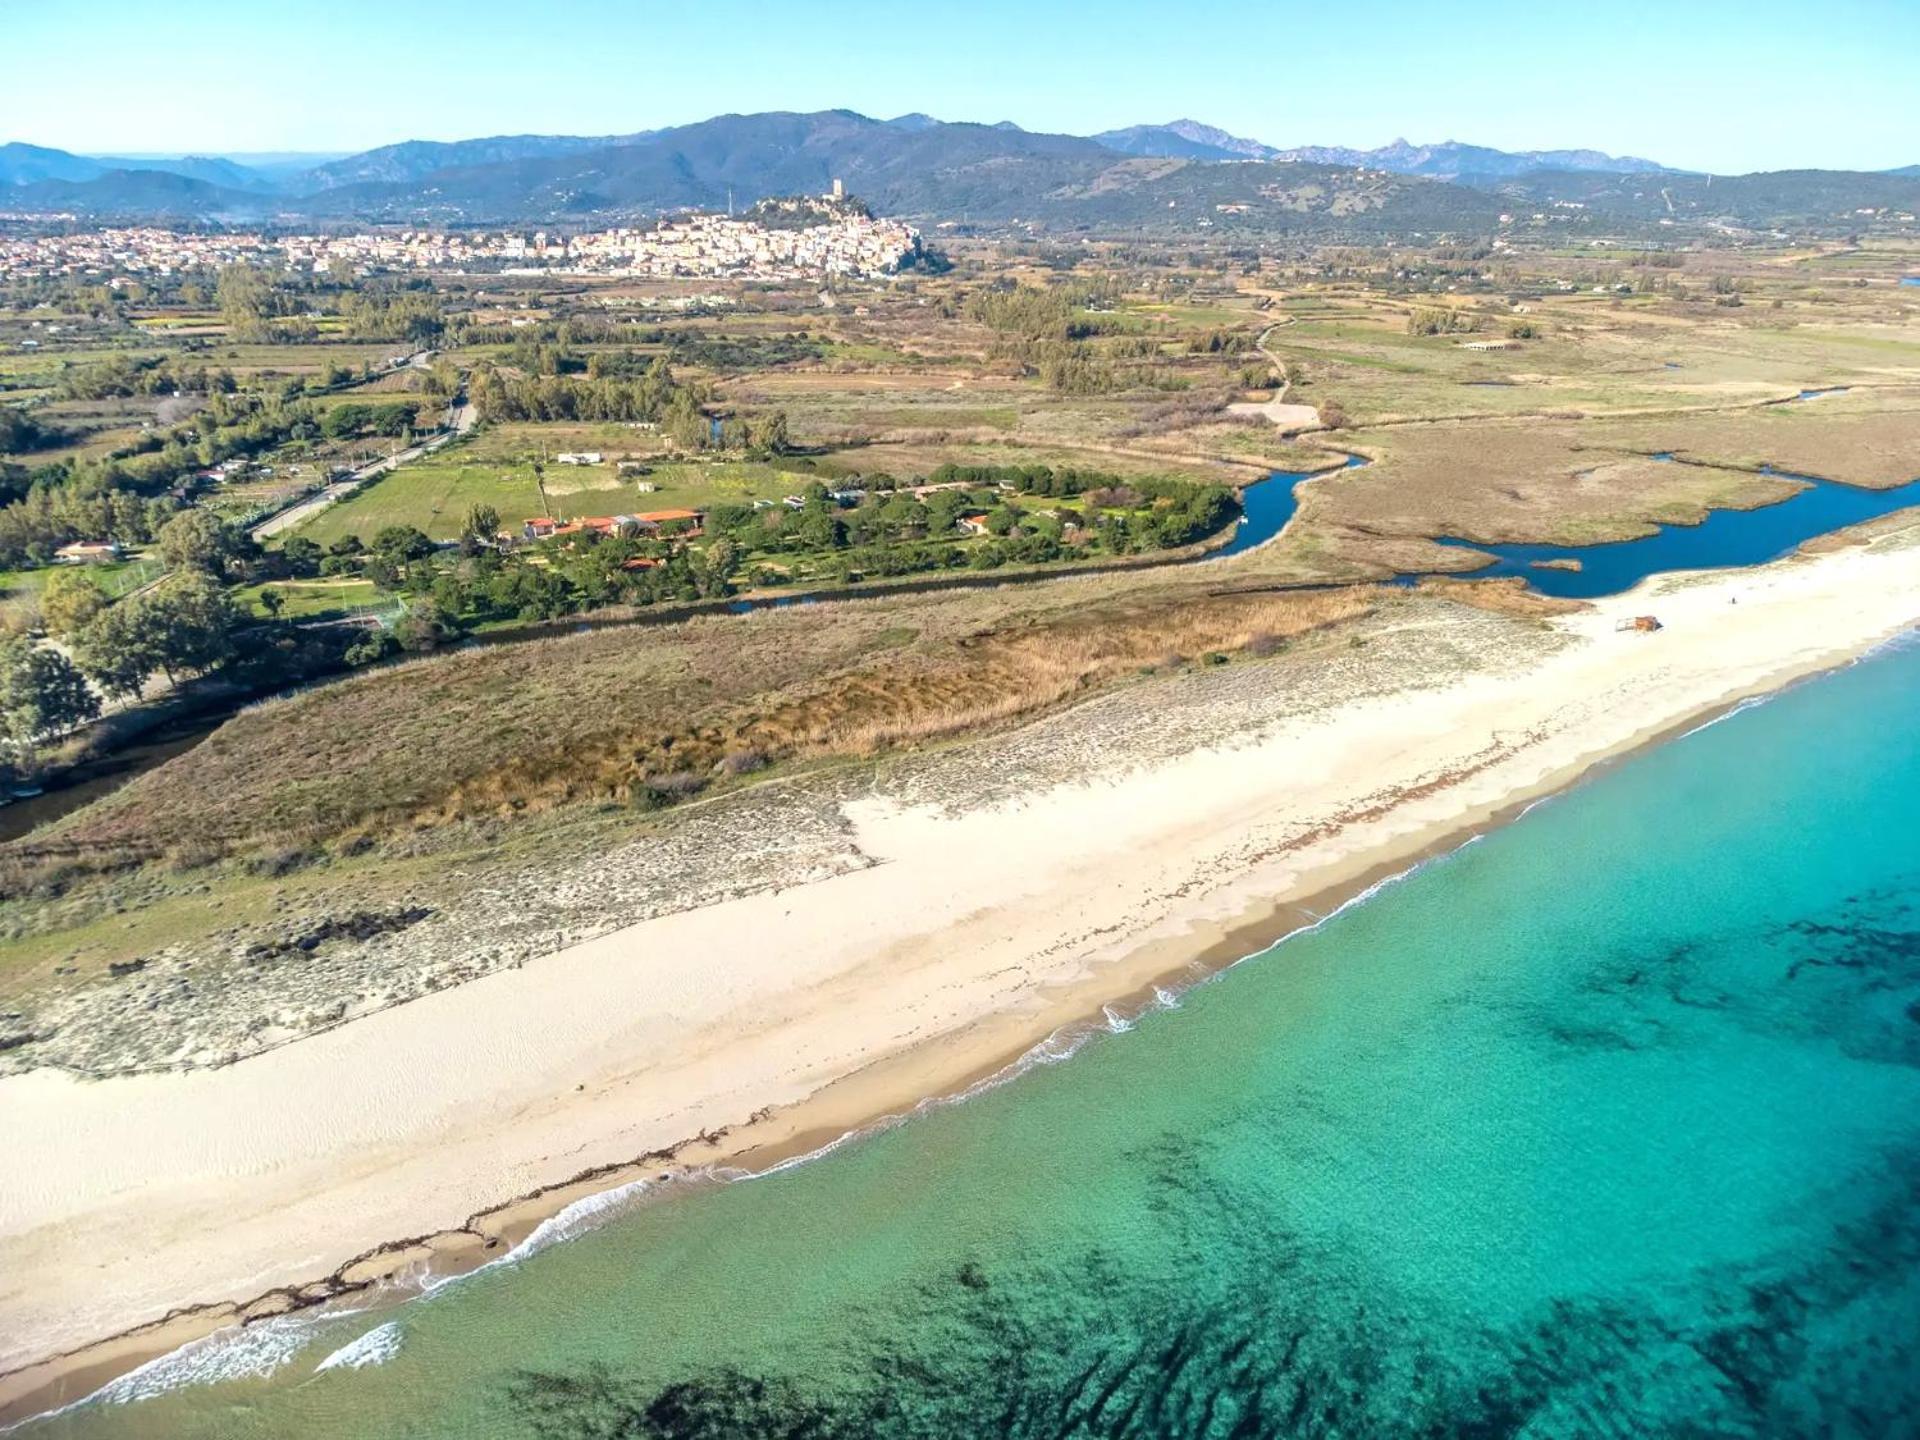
top-left (5, 531), bottom-right (1920, 1407)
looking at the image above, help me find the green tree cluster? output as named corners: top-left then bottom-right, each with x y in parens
top-left (71, 571), bottom-right (242, 699)
top-left (0, 636), bottom-right (98, 776)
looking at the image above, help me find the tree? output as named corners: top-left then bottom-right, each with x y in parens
top-left (371, 525), bottom-right (434, 563)
top-left (0, 637), bottom-right (99, 767)
top-left (392, 599), bottom-right (460, 653)
top-left (73, 603), bottom-right (161, 701)
top-left (665, 393), bottom-right (711, 452)
top-left (699, 538), bottom-right (741, 598)
top-left (39, 569), bottom-right (108, 637)
top-left (343, 629), bottom-right (398, 667)
top-left (258, 587), bottom-right (285, 619)
top-left (215, 263), bottom-right (282, 341)
top-left (462, 505), bottom-right (501, 549)
top-left (280, 536), bottom-right (323, 578)
top-left (141, 571), bottom-right (240, 681)
top-left (368, 402), bottom-right (417, 437)
top-left (321, 403), bottom-right (370, 440)
top-left (156, 509), bottom-right (249, 577)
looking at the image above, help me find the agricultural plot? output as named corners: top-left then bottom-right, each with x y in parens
top-left (289, 452), bottom-right (816, 545)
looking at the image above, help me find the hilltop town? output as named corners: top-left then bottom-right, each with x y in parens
top-left (0, 202), bottom-right (923, 285)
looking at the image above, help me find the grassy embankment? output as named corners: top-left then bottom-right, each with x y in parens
top-left (0, 575), bottom-right (1385, 1004)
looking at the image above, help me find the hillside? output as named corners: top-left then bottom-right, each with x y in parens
top-left (1092, 120), bottom-right (1280, 162)
top-left (283, 111), bottom-right (1501, 234)
top-left (1475, 167), bottom-right (1920, 226)
top-left (299, 132), bottom-right (649, 189)
top-left (2, 113), bottom-right (1912, 237)
top-left (1277, 139), bottom-right (1675, 179)
top-left (6, 167), bottom-right (275, 219)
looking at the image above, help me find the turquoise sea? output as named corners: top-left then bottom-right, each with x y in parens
top-left (27, 633), bottom-right (1920, 1438)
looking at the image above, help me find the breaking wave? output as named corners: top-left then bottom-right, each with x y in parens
top-left (314, 1321), bottom-right (402, 1373)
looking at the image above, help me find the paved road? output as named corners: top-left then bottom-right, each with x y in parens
top-left (250, 396), bottom-right (474, 542)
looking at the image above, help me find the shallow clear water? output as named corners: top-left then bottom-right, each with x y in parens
top-left (29, 635), bottom-right (1920, 1439)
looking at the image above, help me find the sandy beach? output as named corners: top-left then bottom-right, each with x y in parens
top-left (6, 526), bottom-right (1920, 1419)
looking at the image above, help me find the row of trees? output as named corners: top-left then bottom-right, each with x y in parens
top-left (137, 457), bottom-right (1238, 719)
top-left (319, 510), bottom-right (735, 627)
top-left (0, 483), bottom-right (177, 569)
top-left (55, 355), bottom-right (239, 401)
top-left (213, 264), bottom-right (450, 346)
top-left (469, 355), bottom-right (702, 425)
top-left (699, 473), bottom-right (1238, 565)
top-left (964, 278), bottom-right (1124, 341)
top-left (66, 570), bottom-right (241, 699)
top-left (319, 401), bottom-right (428, 441)
top-left (1, 517), bottom-right (259, 778)
top-left (1406, 307), bottom-right (1478, 336)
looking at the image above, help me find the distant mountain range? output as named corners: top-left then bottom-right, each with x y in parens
top-left (1, 117), bottom-right (1914, 237)
top-left (0, 142), bottom-right (335, 193)
top-left (1092, 120), bottom-right (1283, 162)
top-left (1090, 124), bottom-right (1673, 178)
top-left (1268, 138), bottom-right (1673, 179)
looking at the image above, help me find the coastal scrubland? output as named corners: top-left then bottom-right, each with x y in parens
top-left (5, 236), bottom-right (1920, 1073)
top-left (6, 216), bottom-right (1920, 1421)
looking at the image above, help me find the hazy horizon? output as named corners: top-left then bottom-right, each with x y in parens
top-left (3, 0), bottom-right (1915, 175)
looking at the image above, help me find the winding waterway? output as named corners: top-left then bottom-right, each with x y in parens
top-left (1427, 463), bottom-right (1920, 600)
top-left (8, 454), bottom-right (1914, 842)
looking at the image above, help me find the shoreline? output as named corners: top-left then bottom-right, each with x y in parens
top-left (5, 533), bottom-right (1920, 1426)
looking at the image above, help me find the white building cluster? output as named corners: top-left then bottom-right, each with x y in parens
top-left (550, 213), bottom-right (922, 279)
top-left (0, 212), bottom-right (921, 283)
top-left (0, 226), bottom-right (272, 279)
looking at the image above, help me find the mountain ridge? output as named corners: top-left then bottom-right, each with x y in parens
top-left (1092, 120), bottom-right (1279, 162)
top-left (2, 114), bottom-right (1910, 236)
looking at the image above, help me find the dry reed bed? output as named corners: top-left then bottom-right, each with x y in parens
top-left (7, 582), bottom-right (1375, 879)
top-left (429, 587), bottom-right (1374, 824)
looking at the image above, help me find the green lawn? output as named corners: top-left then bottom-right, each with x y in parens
top-left (288, 456), bottom-right (815, 546)
top-left (0, 556), bottom-right (161, 622)
top-left (292, 462), bottom-right (544, 545)
top-left (236, 576), bottom-right (386, 620)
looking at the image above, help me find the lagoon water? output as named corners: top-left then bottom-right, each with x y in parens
top-left (30, 635), bottom-right (1920, 1438)
top-left (1211, 456), bottom-right (1366, 561)
top-left (1226, 459), bottom-right (1920, 599)
top-left (1430, 466), bottom-right (1920, 599)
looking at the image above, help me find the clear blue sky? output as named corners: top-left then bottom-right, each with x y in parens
top-left (4, 0), bottom-right (1914, 173)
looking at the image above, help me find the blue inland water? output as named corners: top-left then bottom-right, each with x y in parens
top-left (29, 631), bottom-right (1920, 1436)
top-left (1211, 454), bottom-right (1366, 560)
top-left (1426, 466), bottom-right (1920, 599)
top-left (1224, 456), bottom-right (1920, 600)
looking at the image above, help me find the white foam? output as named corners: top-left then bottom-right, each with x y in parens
top-left (8, 806), bottom-right (1477, 1430)
top-left (420, 1173), bottom-right (675, 1297)
top-left (1678, 691), bottom-right (1773, 740)
top-left (8, 1310), bottom-right (353, 1427)
top-left (314, 1321), bottom-right (402, 1373)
